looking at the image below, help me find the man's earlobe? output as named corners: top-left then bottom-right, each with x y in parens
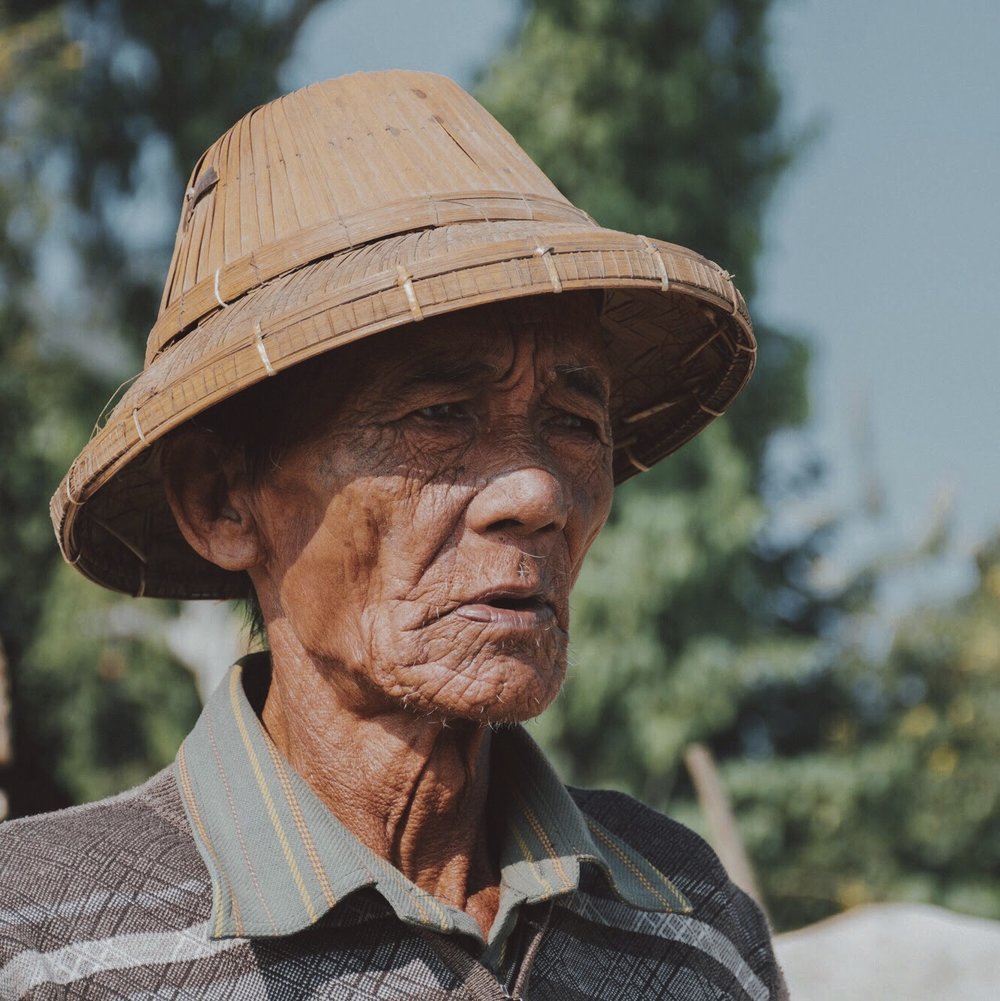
top-left (161, 430), bottom-right (261, 572)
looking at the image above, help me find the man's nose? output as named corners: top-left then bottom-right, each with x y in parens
top-left (465, 465), bottom-right (569, 538)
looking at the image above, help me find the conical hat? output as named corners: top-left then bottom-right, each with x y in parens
top-left (51, 70), bottom-right (755, 599)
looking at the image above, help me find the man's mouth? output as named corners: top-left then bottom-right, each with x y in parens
top-left (453, 591), bottom-right (556, 627)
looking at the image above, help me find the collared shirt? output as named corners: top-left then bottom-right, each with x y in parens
top-left (176, 654), bottom-right (689, 964)
top-left (0, 654), bottom-right (787, 999)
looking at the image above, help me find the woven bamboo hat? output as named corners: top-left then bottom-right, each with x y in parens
top-left (51, 70), bottom-right (756, 600)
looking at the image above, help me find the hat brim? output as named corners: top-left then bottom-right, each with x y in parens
top-left (52, 218), bottom-right (754, 599)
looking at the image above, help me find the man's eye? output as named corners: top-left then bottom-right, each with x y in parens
top-left (414, 402), bottom-right (469, 421)
top-left (551, 411), bottom-right (601, 436)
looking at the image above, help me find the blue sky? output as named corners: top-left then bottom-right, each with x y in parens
top-left (282, 0), bottom-right (1000, 599)
top-left (761, 0), bottom-right (1000, 588)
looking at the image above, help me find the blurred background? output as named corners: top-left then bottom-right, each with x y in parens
top-left (1, 0), bottom-right (998, 946)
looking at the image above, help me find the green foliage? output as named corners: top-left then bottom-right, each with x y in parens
top-left (21, 565), bottom-right (201, 804)
top-left (0, 8), bottom-right (76, 619)
top-left (728, 536), bottom-right (1000, 927)
top-left (479, 0), bottom-right (827, 814)
top-left (0, 0), bottom-right (320, 817)
top-left (0, 5), bottom-right (101, 813)
top-left (477, 0), bottom-right (1000, 934)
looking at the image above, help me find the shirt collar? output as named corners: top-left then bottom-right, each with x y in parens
top-left (175, 654), bottom-right (689, 941)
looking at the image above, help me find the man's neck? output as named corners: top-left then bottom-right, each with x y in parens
top-left (260, 640), bottom-right (501, 938)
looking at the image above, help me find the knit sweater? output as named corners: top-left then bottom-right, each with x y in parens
top-left (1, 658), bottom-right (785, 999)
top-left (0, 766), bottom-right (785, 999)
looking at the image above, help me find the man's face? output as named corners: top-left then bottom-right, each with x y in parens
top-left (249, 297), bottom-right (614, 725)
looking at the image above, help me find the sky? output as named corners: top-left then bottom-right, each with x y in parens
top-left (760, 0), bottom-right (1000, 598)
top-left (282, 0), bottom-right (1000, 604)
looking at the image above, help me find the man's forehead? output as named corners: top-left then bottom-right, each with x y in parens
top-left (378, 297), bottom-right (609, 391)
top-left (397, 346), bottom-right (609, 390)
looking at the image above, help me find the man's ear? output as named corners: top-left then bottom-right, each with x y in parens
top-left (161, 428), bottom-right (262, 572)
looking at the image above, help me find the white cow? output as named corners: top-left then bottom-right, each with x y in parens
top-left (775, 902), bottom-right (1000, 1000)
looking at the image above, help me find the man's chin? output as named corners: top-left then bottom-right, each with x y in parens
top-left (390, 656), bottom-right (566, 727)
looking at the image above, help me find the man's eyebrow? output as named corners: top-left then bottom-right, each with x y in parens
top-left (554, 364), bottom-right (610, 405)
top-left (397, 358), bottom-right (498, 392)
top-left (395, 358), bottom-right (609, 403)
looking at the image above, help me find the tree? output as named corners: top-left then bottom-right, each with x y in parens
top-left (0, 0), bottom-right (320, 818)
top-left (477, 0), bottom-right (829, 807)
top-left (0, 6), bottom-right (108, 815)
top-left (473, 2), bottom-right (955, 933)
top-left (726, 532), bottom-right (1000, 928)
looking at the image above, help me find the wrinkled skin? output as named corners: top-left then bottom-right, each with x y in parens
top-left (165, 296), bottom-right (614, 937)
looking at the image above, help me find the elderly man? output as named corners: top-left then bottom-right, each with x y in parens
top-left (0, 72), bottom-right (785, 999)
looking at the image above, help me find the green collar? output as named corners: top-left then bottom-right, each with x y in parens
top-left (176, 655), bottom-right (689, 943)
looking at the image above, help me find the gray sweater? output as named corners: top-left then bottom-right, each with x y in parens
top-left (0, 767), bottom-right (786, 999)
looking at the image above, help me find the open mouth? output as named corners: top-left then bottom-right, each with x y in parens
top-left (454, 592), bottom-right (555, 626)
top-left (487, 595), bottom-right (545, 611)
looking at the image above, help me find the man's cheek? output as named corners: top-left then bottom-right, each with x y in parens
top-left (573, 467), bottom-right (614, 546)
top-left (384, 478), bottom-right (469, 560)
top-left (312, 508), bottom-right (378, 586)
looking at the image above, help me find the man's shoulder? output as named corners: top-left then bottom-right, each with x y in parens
top-left (0, 764), bottom-right (192, 863)
top-left (569, 785), bottom-right (733, 894)
top-left (569, 785), bottom-right (787, 996)
top-left (0, 766), bottom-right (210, 950)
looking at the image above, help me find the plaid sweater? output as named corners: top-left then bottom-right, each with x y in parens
top-left (0, 664), bottom-right (786, 999)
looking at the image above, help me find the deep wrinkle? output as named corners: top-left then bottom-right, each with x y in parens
top-left (165, 296), bottom-right (614, 939)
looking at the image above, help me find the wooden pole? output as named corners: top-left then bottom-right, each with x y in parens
top-left (683, 741), bottom-right (766, 914)
top-left (0, 636), bottom-right (10, 821)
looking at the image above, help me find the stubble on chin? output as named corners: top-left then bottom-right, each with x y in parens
top-left (369, 620), bottom-right (569, 726)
